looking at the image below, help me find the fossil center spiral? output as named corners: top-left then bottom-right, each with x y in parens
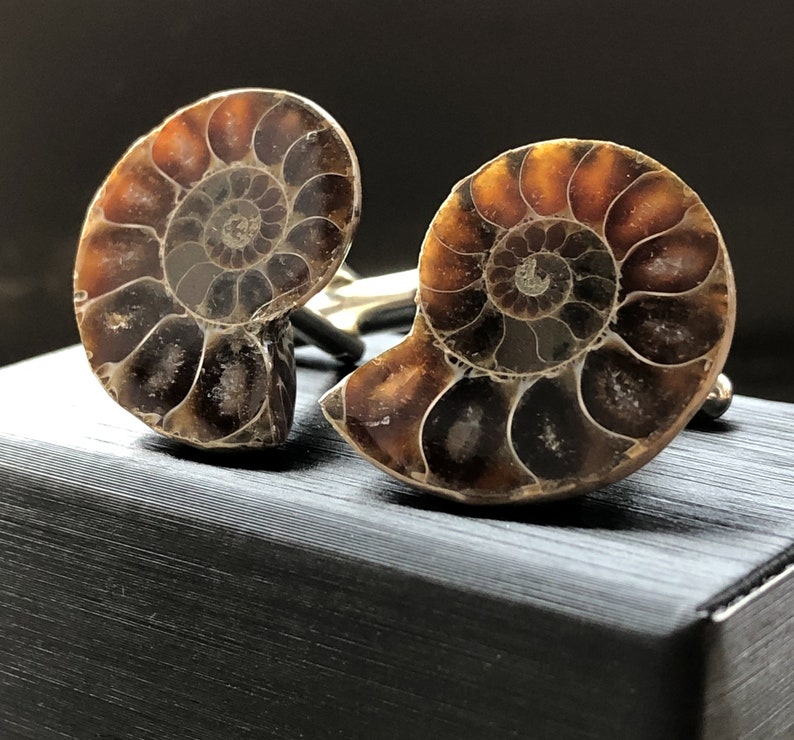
top-left (514, 255), bottom-right (552, 296)
top-left (483, 220), bottom-right (612, 330)
top-left (422, 217), bottom-right (620, 375)
top-left (162, 166), bottom-right (290, 321)
top-left (214, 202), bottom-right (262, 251)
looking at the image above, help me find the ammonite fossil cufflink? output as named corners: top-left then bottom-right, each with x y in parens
top-left (320, 139), bottom-right (736, 504)
top-left (74, 88), bottom-right (362, 449)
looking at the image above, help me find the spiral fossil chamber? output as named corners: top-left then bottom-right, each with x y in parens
top-left (74, 89), bottom-right (361, 449)
top-left (321, 139), bottom-right (735, 504)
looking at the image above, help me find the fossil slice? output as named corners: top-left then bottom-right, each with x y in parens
top-left (321, 139), bottom-right (735, 503)
top-left (74, 89), bottom-right (360, 448)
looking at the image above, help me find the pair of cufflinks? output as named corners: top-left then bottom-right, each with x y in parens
top-left (73, 88), bottom-right (735, 505)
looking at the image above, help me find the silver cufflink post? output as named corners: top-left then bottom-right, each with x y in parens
top-left (291, 266), bottom-right (416, 361)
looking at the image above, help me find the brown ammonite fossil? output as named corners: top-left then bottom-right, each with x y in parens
top-left (321, 139), bottom-right (735, 504)
top-left (74, 89), bottom-right (360, 449)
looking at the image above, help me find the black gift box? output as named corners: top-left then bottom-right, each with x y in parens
top-left (1, 337), bottom-right (792, 739)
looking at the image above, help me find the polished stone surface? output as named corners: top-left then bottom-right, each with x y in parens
top-left (323, 140), bottom-right (736, 503)
top-left (74, 89), bottom-right (360, 449)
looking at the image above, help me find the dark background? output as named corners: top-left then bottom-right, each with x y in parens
top-left (1, 0), bottom-right (792, 400)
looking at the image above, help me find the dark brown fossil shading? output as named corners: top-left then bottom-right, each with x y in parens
top-left (74, 89), bottom-right (360, 449)
top-left (322, 139), bottom-right (735, 504)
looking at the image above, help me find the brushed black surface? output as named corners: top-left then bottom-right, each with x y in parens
top-left (0, 337), bottom-right (792, 738)
top-left (702, 565), bottom-right (794, 738)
